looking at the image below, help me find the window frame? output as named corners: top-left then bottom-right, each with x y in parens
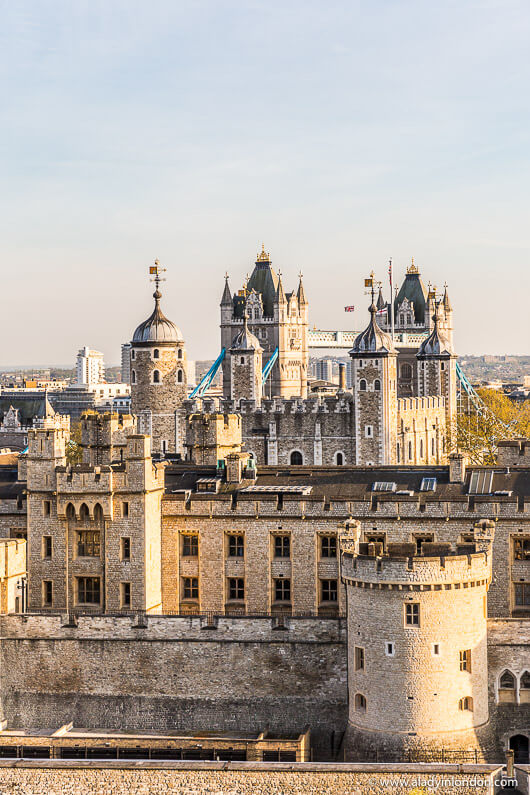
top-left (77, 577), bottom-right (101, 605)
top-left (404, 602), bottom-right (420, 627)
top-left (320, 578), bottom-right (338, 603)
top-left (274, 577), bottom-right (291, 603)
top-left (227, 534), bottom-right (244, 558)
top-left (273, 534), bottom-right (291, 559)
top-left (182, 534), bottom-right (199, 557)
top-left (228, 577), bottom-right (245, 601)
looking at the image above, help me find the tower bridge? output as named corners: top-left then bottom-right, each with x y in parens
top-left (308, 328), bottom-right (428, 350)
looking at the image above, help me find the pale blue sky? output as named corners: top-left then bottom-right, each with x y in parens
top-left (1, 0), bottom-right (529, 365)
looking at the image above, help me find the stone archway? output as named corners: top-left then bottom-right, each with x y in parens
top-left (510, 734), bottom-right (529, 763)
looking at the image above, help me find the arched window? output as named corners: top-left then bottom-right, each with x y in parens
top-left (359, 379), bottom-right (367, 391)
top-left (131, 349), bottom-right (135, 360)
top-left (66, 503), bottom-right (76, 521)
top-left (520, 671), bottom-right (530, 691)
top-left (431, 438), bottom-right (435, 456)
top-left (153, 370), bottom-right (160, 384)
top-left (336, 452), bottom-right (344, 466)
top-left (94, 503), bottom-right (103, 524)
top-left (290, 450), bottom-right (303, 466)
top-left (240, 356), bottom-right (245, 365)
top-left (131, 370), bottom-right (136, 385)
top-left (500, 670), bottom-right (516, 689)
top-left (400, 363), bottom-right (412, 380)
top-left (399, 314), bottom-right (404, 325)
top-left (177, 369), bottom-right (183, 383)
top-left (440, 361), bottom-right (445, 370)
top-left (510, 734), bottom-right (530, 764)
top-left (499, 670), bottom-right (517, 703)
top-left (374, 379), bottom-right (381, 391)
top-left (153, 349), bottom-right (159, 359)
top-left (408, 442), bottom-right (412, 460)
top-left (420, 439), bottom-right (424, 458)
top-left (79, 503), bottom-right (89, 522)
top-left (178, 348), bottom-right (183, 359)
top-left (459, 697), bottom-right (473, 711)
top-left (354, 693), bottom-right (366, 712)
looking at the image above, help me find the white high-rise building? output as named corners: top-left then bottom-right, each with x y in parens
top-left (76, 347), bottom-right (105, 386)
top-left (121, 343), bottom-right (132, 384)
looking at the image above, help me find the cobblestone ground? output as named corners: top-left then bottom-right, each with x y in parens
top-left (0, 768), bottom-right (496, 795)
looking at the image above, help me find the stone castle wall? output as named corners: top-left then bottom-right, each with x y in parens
top-left (0, 614), bottom-right (348, 759)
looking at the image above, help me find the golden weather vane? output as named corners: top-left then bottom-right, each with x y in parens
top-left (149, 258), bottom-right (166, 292)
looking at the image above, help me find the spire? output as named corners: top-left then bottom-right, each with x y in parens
top-left (221, 272), bottom-right (232, 306)
top-left (275, 272), bottom-right (286, 304)
top-left (297, 271), bottom-right (307, 305)
top-left (376, 286), bottom-right (385, 311)
top-left (350, 299), bottom-right (396, 355)
top-left (443, 284), bottom-right (452, 312)
top-left (417, 299), bottom-right (452, 357)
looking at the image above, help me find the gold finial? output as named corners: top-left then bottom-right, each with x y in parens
top-left (407, 257), bottom-right (418, 274)
top-left (257, 244), bottom-right (270, 262)
top-left (149, 259), bottom-right (166, 291)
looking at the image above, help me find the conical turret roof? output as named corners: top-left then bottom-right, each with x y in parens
top-left (230, 313), bottom-right (262, 352)
top-left (132, 289), bottom-right (183, 344)
top-left (350, 302), bottom-right (396, 355)
top-left (417, 305), bottom-right (452, 357)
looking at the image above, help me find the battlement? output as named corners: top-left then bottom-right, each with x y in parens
top-left (341, 547), bottom-right (492, 587)
top-left (56, 465), bottom-right (114, 493)
top-left (398, 396), bottom-right (445, 412)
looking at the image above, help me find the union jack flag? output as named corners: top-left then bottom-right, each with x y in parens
top-left (344, 305), bottom-right (355, 312)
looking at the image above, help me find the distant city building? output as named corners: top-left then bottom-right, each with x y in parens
top-left (121, 343), bottom-right (131, 384)
top-left (76, 347), bottom-right (105, 386)
top-left (315, 359), bottom-right (333, 382)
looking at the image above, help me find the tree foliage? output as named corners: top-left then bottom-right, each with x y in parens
top-left (65, 421), bottom-right (83, 466)
top-left (455, 388), bottom-right (530, 464)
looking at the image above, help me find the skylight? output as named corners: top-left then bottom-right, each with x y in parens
top-left (420, 478), bottom-right (437, 492)
top-left (372, 482), bottom-right (396, 492)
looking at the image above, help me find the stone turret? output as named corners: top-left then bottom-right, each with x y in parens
top-left (350, 297), bottom-right (397, 465)
top-left (130, 262), bottom-right (188, 456)
top-left (228, 311), bottom-right (263, 405)
top-left (341, 519), bottom-right (495, 761)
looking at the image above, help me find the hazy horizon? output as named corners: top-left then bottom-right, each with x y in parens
top-left (1, 1), bottom-right (529, 367)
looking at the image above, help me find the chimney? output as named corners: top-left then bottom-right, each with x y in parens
top-left (449, 453), bottom-right (466, 483)
top-left (338, 363), bottom-right (346, 391)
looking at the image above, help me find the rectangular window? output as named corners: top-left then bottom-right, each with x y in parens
top-left (43, 500), bottom-right (51, 517)
top-left (385, 642), bottom-right (395, 657)
top-left (77, 531), bottom-right (100, 557)
top-left (121, 582), bottom-right (131, 608)
top-left (413, 534), bottom-right (433, 554)
top-left (459, 649), bottom-right (471, 672)
top-left (77, 577), bottom-right (101, 605)
top-left (514, 583), bottom-right (530, 607)
top-left (365, 425), bottom-right (373, 438)
top-left (121, 537), bottom-right (131, 561)
top-left (405, 602), bottom-right (420, 626)
top-left (182, 577), bottom-right (199, 600)
top-left (274, 535), bottom-right (290, 558)
top-left (513, 538), bottom-right (530, 560)
top-left (365, 533), bottom-right (386, 550)
top-left (122, 501), bottom-right (129, 518)
top-left (274, 578), bottom-right (291, 602)
top-left (354, 646), bottom-right (365, 671)
top-left (42, 536), bottom-right (52, 558)
top-left (42, 580), bottom-right (53, 606)
top-left (228, 534), bottom-right (244, 557)
top-left (320, 536), bottom-right (337, 558)
top-left (321, 579), bottom-right (338, 602)
top-left (433, 643), bottom-right (440, 656)
top-left (228, 577), bottom-right (245, 600)
top-left (182, 534), bottom-right (199, 557)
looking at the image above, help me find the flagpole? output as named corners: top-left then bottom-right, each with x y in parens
top-left (389, 258), bottom-right (394, 341)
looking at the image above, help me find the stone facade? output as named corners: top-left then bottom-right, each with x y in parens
top-left (0, 538), bottom-right (26, 613)
top-left (25, 415), bottom-right (166, 613)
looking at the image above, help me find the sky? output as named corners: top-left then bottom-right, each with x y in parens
top-left (0, 0), bottom-right (529, 366)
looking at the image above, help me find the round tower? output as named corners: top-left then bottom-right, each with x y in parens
top-left (130, 262), bottom-right (188, 456)
top-left (228, 311), bottom-right (263, 405)
top-left (349, 294), bottom-right (397, 465)
top-left (341, 519), bottom-right (495, 761)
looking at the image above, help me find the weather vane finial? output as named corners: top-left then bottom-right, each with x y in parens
top-left (149, 258), bottom-right (166, 293)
